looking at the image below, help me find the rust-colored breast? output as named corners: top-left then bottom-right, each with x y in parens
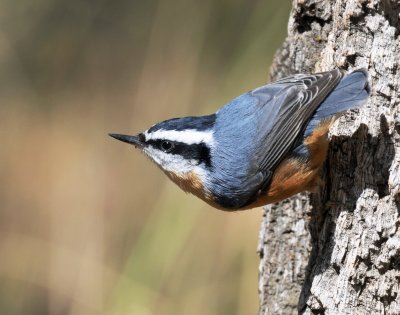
top-left (164, 170), bottom-right (222, 209)
top-left (243, 118), bottom-right (334, 210)
top-left (164, 170), bottom-right (203, 196)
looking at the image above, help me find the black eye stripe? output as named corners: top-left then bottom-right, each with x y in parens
top-left (146, 140), bottom-right (212, 167)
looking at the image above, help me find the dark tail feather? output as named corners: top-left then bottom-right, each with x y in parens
top-left (304, 68), bottom-right (370, 138)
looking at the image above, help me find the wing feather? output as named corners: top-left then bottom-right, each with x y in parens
top-left (211, 69), bottom-right (344, 209)
top-left (243, 69), bottom-right (343, 205)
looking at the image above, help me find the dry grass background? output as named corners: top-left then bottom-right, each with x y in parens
top-left (0, 1), bottom-right (290, 314)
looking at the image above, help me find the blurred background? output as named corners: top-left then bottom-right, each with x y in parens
top-left (0, 1), bottom-right (290, 314)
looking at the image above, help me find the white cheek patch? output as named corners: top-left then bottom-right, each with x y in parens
top-left (143, 147), bottom-right (190, 173)
top-left (144, 129), bottom-right (214, 147)
top-left (142, 143), bottom-right (210, 192)
top-left (142, 146), bottom-right (168, 168)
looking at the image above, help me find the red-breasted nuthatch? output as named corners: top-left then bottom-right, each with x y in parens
top-left (110, 69), bottom-right (369, 210)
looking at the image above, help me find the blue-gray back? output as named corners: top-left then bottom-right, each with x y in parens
top-left (208, 69), bottom-right (369, 209)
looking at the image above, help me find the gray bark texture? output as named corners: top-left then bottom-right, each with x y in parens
top-left (257, 1), bottom-right (400, 314)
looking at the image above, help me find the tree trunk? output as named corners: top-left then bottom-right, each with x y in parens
top-left (258, 1), bottom-right (400, 314)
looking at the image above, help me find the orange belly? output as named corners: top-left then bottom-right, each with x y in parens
top-left (164, 169), bottom-right (224, 209)
top-left (242, 118), bottom-right (334, 210)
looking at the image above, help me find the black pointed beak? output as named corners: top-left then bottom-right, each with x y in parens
top-left (109, 133), bottom-right (144, 148)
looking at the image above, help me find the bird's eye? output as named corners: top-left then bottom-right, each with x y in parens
top-left (160, 140), bottom-right (174, 153)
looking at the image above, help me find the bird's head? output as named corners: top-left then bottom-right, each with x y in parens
top-left (110, 114), bottom-right (217, 199)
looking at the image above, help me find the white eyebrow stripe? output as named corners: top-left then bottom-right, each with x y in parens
top-left (144, 129), bottom-right (214, 146)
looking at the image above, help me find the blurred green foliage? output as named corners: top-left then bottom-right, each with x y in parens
top-left (0, 0), bottom-right (290, 314)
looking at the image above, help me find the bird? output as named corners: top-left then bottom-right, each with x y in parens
top-left (110, 68), bottom-right (370, 211)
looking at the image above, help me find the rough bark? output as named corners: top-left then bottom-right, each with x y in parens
top-left (258, 1), bottom-right (400, 314)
